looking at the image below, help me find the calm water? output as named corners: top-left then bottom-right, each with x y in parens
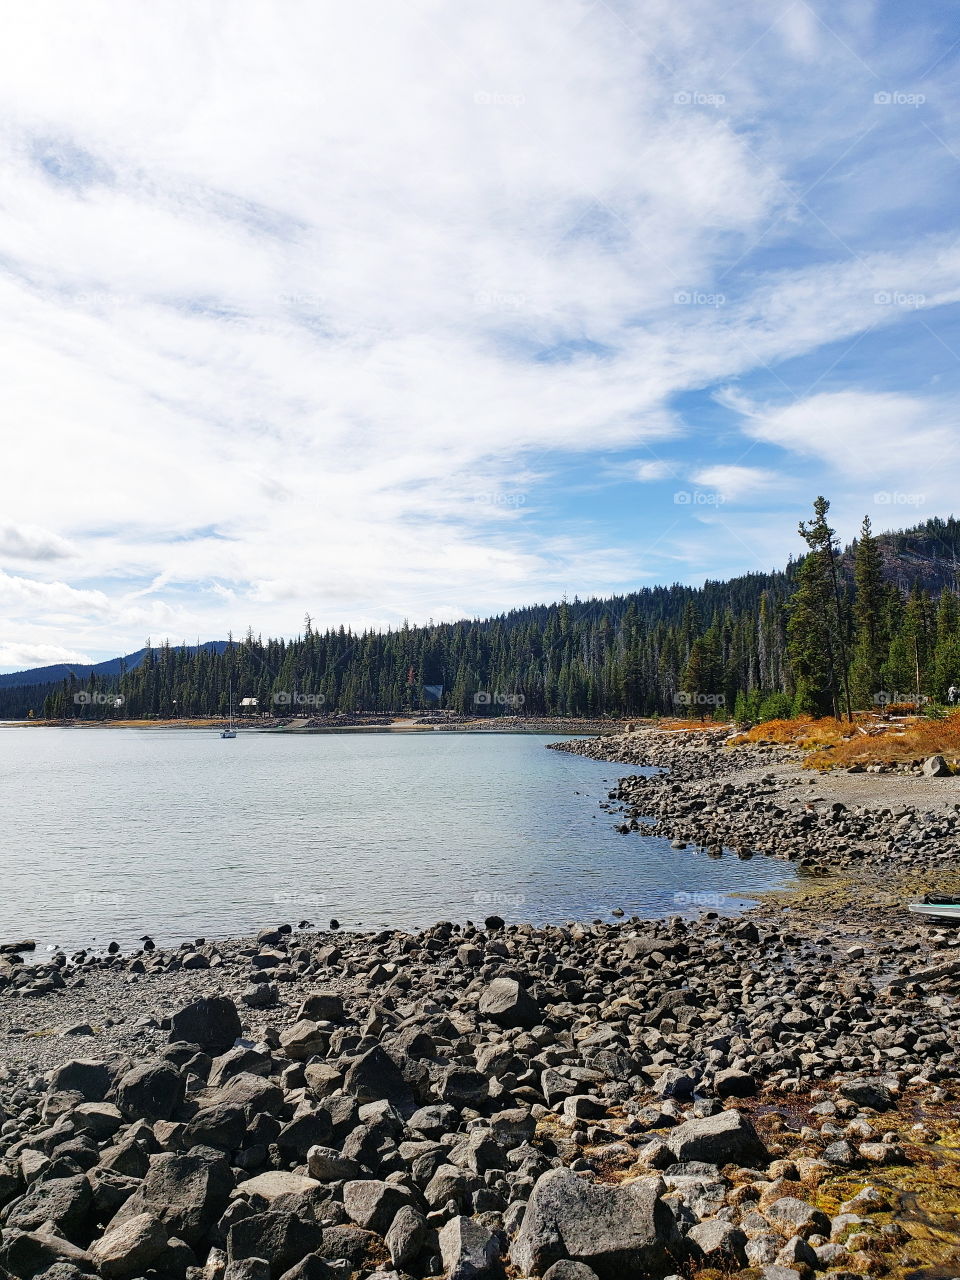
top-left (0, 727), bottom-right (793, 951)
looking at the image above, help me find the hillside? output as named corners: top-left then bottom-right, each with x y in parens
top-left (4, 514), bottom-right (959, 723)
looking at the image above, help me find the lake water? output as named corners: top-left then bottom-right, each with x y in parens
top-left (0, 727), bottom-right (793, 951)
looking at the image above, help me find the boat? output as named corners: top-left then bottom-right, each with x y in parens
top-left (221, 681), bottom-right (237, 739)
top-left (908, 895), bottom-right (960, 921)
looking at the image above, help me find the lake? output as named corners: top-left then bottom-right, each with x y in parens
top-left (0, 727), bottom-right (793, 950)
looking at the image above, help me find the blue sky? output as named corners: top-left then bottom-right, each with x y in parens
top-left (1, 0), bottom-right (959, 669)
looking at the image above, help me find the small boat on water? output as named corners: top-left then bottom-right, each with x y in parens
top-left (221, 681), bottom-right (237, 739)
top-left (908, 895), bottom-right (960, 921)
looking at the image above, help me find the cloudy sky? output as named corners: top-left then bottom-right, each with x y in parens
top-left (2, 0), bottom-right (959, 669)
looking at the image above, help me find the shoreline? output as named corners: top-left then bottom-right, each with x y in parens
top-left (1, 728), bottom-right (959, 1276)
top-left (0, 715), bottom-right (626, 735)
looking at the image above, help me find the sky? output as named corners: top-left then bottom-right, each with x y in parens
top-left (2, 0), bottom-right (960, 670)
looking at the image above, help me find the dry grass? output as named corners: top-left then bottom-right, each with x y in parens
top-left (730, 711), bottom-right (960, 772)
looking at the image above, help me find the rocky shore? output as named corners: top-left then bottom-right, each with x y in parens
top-left (1, 728), bottom-right (959, 1279)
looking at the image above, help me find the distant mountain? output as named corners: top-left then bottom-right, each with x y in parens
top-left (0, 641), bottom-right (229, 690)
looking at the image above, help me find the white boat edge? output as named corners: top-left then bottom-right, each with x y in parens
top-left (908, 902), bottom-right (960, 919)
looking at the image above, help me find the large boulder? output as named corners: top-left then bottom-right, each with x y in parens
top-left (170, 996), bottom-right (241, 1054)
top-left (227, 1211), bottom-right (325, 1280)
top-left (2, 1174), bottom-right (93, 1241)
top-left (666, 1109), bottom-right (768, 1167)
top-left (342, 1179), bottom-right (417, 1237)
top-left (478, 977), bottom-right (541, 1029)
top-left (111, 1151), bottom-right (233, 1246)
top-left (48, 1059), bottom-right (116, 1101)
top-left (90, 1211), bottom-right (169, 1279)
top-left (116, 1062), bottom-right (186, 1122)
top-left (439, 1214), bottom-right (503, 1279)
top-left (510, 1168), bottom-right (682, 1279)
top-left (923, 754), bottom-right (952, 777)
top-left (342, 1047), bottom-right (414, 1114)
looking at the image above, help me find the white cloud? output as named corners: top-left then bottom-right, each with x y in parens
top-left (732, 389), bottom-right (959, 483)
top-left (0, 641), bottom-right (94, 669)
top-left (0, 2), bottom-right (958, 657)
top-left (0, 523), bottom-right (74, 561)
top-left (690, 464), bottom-right (784, 501)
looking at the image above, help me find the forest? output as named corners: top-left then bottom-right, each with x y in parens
top-left (6, 507), bottom-right (960, 724)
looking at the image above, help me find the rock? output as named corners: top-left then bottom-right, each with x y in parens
top-left (386, 1204), bottom-right (426, 1269)
top-left (838, 1078), bottom-right (893, 1111)
top-left (439, 1215), bottom-right (503, 1278)
top-left (342, 1179), bottom-right (415, 1237)
top-left (343, 1046), bottom-right (413, 1113)
top-left (714, 1068), bottom-right (757, 1098)
top-left (90, 1212), bottom-right (169, 1279)
top-left (2, 1174), bottom-right (93, 1241)
top-left (233, 1173), bottom-right (321, 1203)
top-left (297, 993), bottom-right (344, 1022)
top-left (306, 1146), bottom-right (362, 1183)
top-left (478, 977), bottom-right (541, 1029)
top-left (112, 1151), bottom-right (233, 1246)
top-left (667, 1109), bottom-right (768, 1167)
top-left (764, 1197), bottom-right (831, 1238)
top-left (48, 1059), bottom-right (115, 1102)
top-left (170, 996), bottom-right (242, 1055)
top-left (116, 1061), bottom-right (186, 1121)
top-left (0, 1223), bottom-right (92, 1277)
top-left (687, 1219), bottom-right (746, 1266)
top-left (242, 984), bottom-right (278, 1009)
top-left (227, 1212), bottom-right (325, 1280)
top-left (923, 754), bottom-right (952, 777)
top-left (278, 1021), bottom-right (328, 1061)
top-left (510, 1167), bottom-right (681, 1279)
top-left (277, 1257), bottom-right (337, 1280)
top-left (542, 1264), bottom-right (601, 1280)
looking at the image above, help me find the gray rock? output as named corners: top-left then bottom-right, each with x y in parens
top-left (510, 1167), bottom-right (681, 1279)
top-left (666, 1109), bottom-right (768, 1167)
top-left (116, 1061), bottom-right (186, 1121)
top-left (227, 1212), bottom-right (325, 1280)
top-left (89, 1211), bottom-right (169, 1279)
top-left (170, 996), bottom-right (242, 1055)
top-left (342, 1179), bottom-right (416, 1237)
top-left (439, 1214), bottom-right (503, 1279)
top-left (2, 1174), bottom-right (93, 1241)
top-left (112, 1150), bottom-right (233, 1246)
top-left (386, 1204), bottom-right (426, 1269)
top-left (687, 1219), bottom-right (746, 1266)
top-left (923, 754), bottom-right (952, 777)
top-left (542, 1263), bottom-right (601, 1280)
top-left (306, 1146), bottom-right (362, 1183)
top-left (479, 977), bottom-right (541, 1029)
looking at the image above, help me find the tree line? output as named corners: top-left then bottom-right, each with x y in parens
top-left (8, 507), bottom-right (960, 723)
